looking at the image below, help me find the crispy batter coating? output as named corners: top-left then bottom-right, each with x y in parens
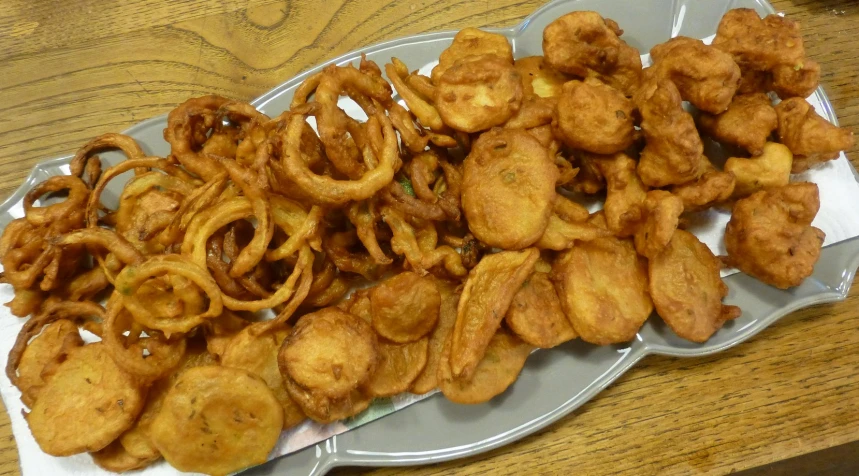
top-left (650, 36), bottom-right (741, 114)
top-left (552, 233), bottom-right (652, 345)
top-left (411, 279), bottom-right (460, 394)
top-left (649, 230), bottom-right (741, 343)
top-left (505, 271), bottom-right (577, 348)
top-left (435, 54), bottom-right (523, 133)
top-left (725, 142), bottom-right (792, 198)
top-left (15, 319), bottom-right (83, 408)
top-left (451, 248), bottom-right (539, 379)
top-left (26, 343), bottom-right (146, 456)
top-left (462, 129), bottom-right (558, 249)
top-left (281, 379), bottom-right (371, 424)
top-left (725, 183), bottom-right (825, 289)
top-left (554, 79), bottom-right (635, 154)
top-left (698, 93), bottom-right (778, 156)
top-left (775, 98), bottom-right (855, 173)
top-left (432, 28), bottom-right (514, 83)
top-left (362, 338), bottom-right (428, 397)
top-left (91, 440), bottom-right (158, 473)
top-left (671, 167), bottom-right (736, 212)
top-left (634, 76), bottom-right (706, 187)
top-left (149, 366), bottom-right (283, 476)
top-left (514, 56), bottom-right (571, 98)
top-left (633, 190), bottom-right (684, 260)
top-left (369, 272), bottom-right (441, 343)
top-left (594, 153), bottom-right (647, 237)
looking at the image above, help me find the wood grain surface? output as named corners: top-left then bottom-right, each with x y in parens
top-left (1, 0), bottom-right (858, 475)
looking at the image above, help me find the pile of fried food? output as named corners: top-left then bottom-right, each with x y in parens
top-left (0, 8), bottom-right (853, 475)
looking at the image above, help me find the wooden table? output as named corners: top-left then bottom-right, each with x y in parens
top-left (1, 0), bottom-right (857, 475)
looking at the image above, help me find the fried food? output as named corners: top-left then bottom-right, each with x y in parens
top-left (432, 28), bottom-right (513, 83)
top-left (514, 56), bottom-right (571, 98)
top-left (554, 79), bottom-right (635, 154)
top-left (451, 248), bottom-right (538, 379)
top-left (149, 366), bottom-right (283, 476)
top-left (671, 167), bottom-right (736, 212)
top-left (13, 319), bottom-right (83, 407)
top-left (649, 230), bottom-right (741, 343)
top-left (411, 280), bottom-right (459, 394)
top-left (633, 191), bottom-right (684, 260)
top-left (462, 129), bottom-right (558, 249)
top-left (725, 142), bottom-right (793, 198)
top-left (650, 36), bottom-right (741, 114)
top-left (505, 271), bottom-right (577, 348)
top-left (725, 183), bottom-right (825, 289)
top-left (439, 327), bottom-right (534, 404)
top-left (775, 98), bottom-right (855, 173)
top-left (91, 440), bottom-right (158, 473)
top-left (26, 343), bottom-right (146, 456)
top-left (552, 233), bottom-right (652, 345)
top-left (594, 153), bottom-right (647, 237)
top-left (698, 93), bottom-right (778, 156)
top-left (435, 54), bottom-right (523, 133)
top-left (362, 338), bottom-right (428, 397)
top-left (369, 272), bottom-right (441, 343)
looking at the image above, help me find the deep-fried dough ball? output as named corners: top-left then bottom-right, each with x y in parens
top-left (650, 230), bottom-right (741, 343)
top-left (671, 166), bottom-right (736, 212)
top-left (432, 28), bottom-right (513, 83)
top-left (775, 98), bottom-right (855, 173)
top-left (698, 93), bottom-right (778, 156)
top-left (435, 54), bottom-right (523, 133)
top-left (725, 142), bottom-right (792, 198)
top-left (650, 36), bottom-right (741, 114)
top-left (769, 59), bottom-right (820, 99)
top-left (514, 56), bottom-right (571, 99)
top-left (633, 190), bottom-right (684, 260)
top-left (369, 272), bottom-right (441, 343)
top-left (554, 79), bottom-right (635, 154)
top-left (462, 129), bottom-right (558, 249)
top-left (725, 182), bottom-right (825, 289)
top-left (635, 77), bottom-right (706, 187)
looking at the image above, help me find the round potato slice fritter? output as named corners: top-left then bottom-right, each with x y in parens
top-left (431, 27), bottom-right (513, 83)
top-left (282, 377), bottom-right (372, 424)
top-left (649, 230), bottom-right (741, 343)
top-left (369, 272), bottom-right (440, 343)
top-left (26, 343), bottom-right (146, 456)
top-left (362, 338), bottom-right (429, 397)
top-left (462, 129), bottom-right (558, 250)
top-left (505, 272), bottom-right (577, 349)
top-left (91, 440), bottom-right (158, 473)
top-left (149, 366), bottom-right (283, 476)
top-left (280, 307), bottom-right (378, 399)
top-left (15, 319), bottom-right (83, 408)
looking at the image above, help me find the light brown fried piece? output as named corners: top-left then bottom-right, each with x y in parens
top-left (536, 213), bottom-right (612, 251)
top-left (505, 271), bottom-right (577, 348)
top-left (280, 308), bottom-right (378, 399)
top-left (91, 440), bottom-right (158, 473)
top-left (594, 153), bottom-right (647, 237)
top-left (698, 93), bottom-right (778, 156)
top-left (725, 142), bottom-right (792, 198)
top-left (650, 230), bottom-right (742, 343)
top-left (543, 11), bottom-right (642, 96)
top-left (725, 182), bottom-right (825, 289)
top-left (769, 59), bottom-right (820, 99)
top-left (634, 190), bottom-right (684, 259)
top-left (775, 97), bottom-right (855, 173)
top-left (15, 319), bottom-right (83, 408)
top-left (149, 366), bottom-right (283, 476)
top-left (362, 338), bottom-right (429, 397)
top-left (552, 234), bottom-right (653, 345)
top-left (411, 279), bottom-right (460, 395)
top-left (650, 36), bottom-right (741, 114)
top-left (712, 9), bottom-right (805, 71)
top-left (514, 56), bottom-right (571, 98)
top-left (671, 167), bottom-right (736, 212)
top-left (635, 76), bottom-right (706, 187)
top-left (435, 54), bottom-right (524, 133)
top-left (222, 325), bottom-right (306, 430)
top-left (569, 151), bottom-right (606, 194)
top-left (451, 248), bottom-right (538, 380)
top-left (439, 327), bottom-right (534, 405)
top-left (554, 79), bottom-right (635, 154)
top-left (462, 128), bottom-right (558, 249)
top-left (282, 377), bottom-right (372, 424)
top-left (26, 343), bottom-right (146, 456)
top-left (369, 272), bottom-right (441, 343)
top-left (431, 27), bottom-right (513, 83)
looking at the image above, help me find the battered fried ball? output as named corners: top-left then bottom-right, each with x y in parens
top-left (594, 153), bottom-right (647, 237)
top-left (514, 56), bottom-right (571, 99)
top-left (635, 76), bottom-right (706, 187)
top-left (369, 272), bottom-right (441, 343)
top-left (505, 271), bottom-right (577, 348)
top-left (451, 248), bottom-right (539, 379)
top-left (698, 93), bottom-right (778, 156)
top-left (439, 327), bottom-right (534, 405)
top-left (775, 98), bottom-right (855, 173)
top-left (362, 338), bottom-right (429, 397)
top-left (634, 190), bottom-right (684, 260)
top-left (725, 182), bottom-right (825, 289)
top-left (431, 28), bottom-right (514, 83)
top-left (552, 233), bottom-right (653, 345)
top-left (26, 343), bottom-right (146, 456)
top-left (543, 11), bottom-right (642, 96)
top-left (554, 79), bottom-right (635, 154)
top-left (671, 166), bottom-right (736, 212)
top-left (149, 366), bottom-right (283, 476)
top-left (462, 129), bottom-right (558, 249)
top-left (725, 142), bottom-right (792, 198)
top-left (411, 279), bottom-right (459, 394)
top-left (15, 319), bottom-right (83, 407)
top-left (280, 307), bottom-right (378, 399)
top-left (649, 230), bottom-right (742, 343)
top-left (650, 36), bottom-right (741, 114)
top-left (435, 54), bottom-right (524, 133)
top-left (221, 326), bottom-right (306, 429)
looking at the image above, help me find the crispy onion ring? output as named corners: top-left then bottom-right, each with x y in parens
top-left (23, 176), bottom-right (90, 227)
top-left (267, 197), bottom-right (324, 261)
top-left (70, 133), bottom-right (145, 183)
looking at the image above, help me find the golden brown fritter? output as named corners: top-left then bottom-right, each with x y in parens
top-left (633, 190), bottom-right (684, 260)
top-left (725, 142), bottom-right (792, 198)
top-left (505, 271), bottom-right (577, 348)
top-left (514, 56), bottom-right (571, 99)
top-left (593, 153), bottom-right (647, 237)
top-left (775, 97), bottom-right (855, 173)
top-left (698, 93), bottom-right (778, 156)
top-left (671, 166), bottom-right (736, 212)
top-left (432, 28), bottom-right (514, 83)
top-left (554, 79), bottom-right (635, 154)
